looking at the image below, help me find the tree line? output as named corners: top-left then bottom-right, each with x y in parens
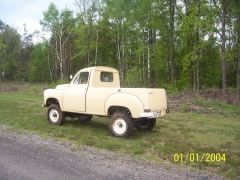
top-left (0, 0), bottom-right (239, 95)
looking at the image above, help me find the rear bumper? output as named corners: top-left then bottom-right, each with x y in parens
top-left (140, 112), bottom-right (160, 118)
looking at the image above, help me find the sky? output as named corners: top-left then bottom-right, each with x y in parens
top-left (0, 0), bottom-right (77, 43)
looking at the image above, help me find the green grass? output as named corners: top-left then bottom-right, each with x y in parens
top-left (0, 83), bottom-right (239, 178)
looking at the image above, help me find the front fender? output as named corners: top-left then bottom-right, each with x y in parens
top-left (105, 92), bottom-right (144, 118)
top-left (44, 89), bottom-right (64, 109)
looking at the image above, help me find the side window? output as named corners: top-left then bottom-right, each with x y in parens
top-left (79, 72), bottom-right (89, 84)
top-left (72, 73), bottom-right (80, 84)
top-left (100, 72), bottom-right (113, 82)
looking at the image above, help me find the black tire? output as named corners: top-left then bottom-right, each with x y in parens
top-left (47, 104), bottom-right (64, 125)
top-left (78, 115), bottom-right (92, 123)
top-left (136, 118), bottom-right (156, 131)
top-left (110, 112), bottom-right (134, 138)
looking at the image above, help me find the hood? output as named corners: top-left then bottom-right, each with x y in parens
top-left (56, 84), bottom-right (70, 90)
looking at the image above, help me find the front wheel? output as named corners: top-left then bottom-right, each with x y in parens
top-left (110, 112), bottom-right (134, 138)
top-left (135, 118), bottom-right (156, 131)
top-left (47, 104), bottom-right (64, 125)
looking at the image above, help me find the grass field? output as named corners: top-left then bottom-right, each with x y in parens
top-left (0, 83), bottom-right (239, 178)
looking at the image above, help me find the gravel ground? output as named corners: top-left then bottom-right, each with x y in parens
top-left (0, 125), bottom-right (221, 180)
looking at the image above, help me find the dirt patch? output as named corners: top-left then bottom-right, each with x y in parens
top-left (168, 89), bottom-right (239, 113)
top-left (0, 84), bottom-right (28, 92)
top-left (168, 91), bottom-right (194, 112)
top-left (199, 89), bottom-right (239, 105)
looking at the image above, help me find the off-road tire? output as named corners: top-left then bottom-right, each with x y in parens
top-left (136, 118), bottom-right (156, 131)
top-left (47, 104), bottom-right (64, 125)
top-left (78, 115), bottom-right (92, 123)
top-left (110, 112), bottom-right (134, 138)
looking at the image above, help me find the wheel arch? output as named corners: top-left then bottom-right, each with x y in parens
top-left (107, 106), bottom-right (132, 117)
top-left (46, 98), bottom-right (60, 107)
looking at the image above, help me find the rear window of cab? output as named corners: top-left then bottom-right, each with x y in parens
top-left (100, 72), bottom-right (113, 82)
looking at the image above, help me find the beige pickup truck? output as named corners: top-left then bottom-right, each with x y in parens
top-left (43, 66), bottom-right (167, 137)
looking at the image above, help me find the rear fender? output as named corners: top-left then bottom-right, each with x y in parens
top-left (105, 93), bottom-right (144, 118)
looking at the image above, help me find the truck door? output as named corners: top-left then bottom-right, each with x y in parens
top-left (63, 71), bottom-right (89, 112)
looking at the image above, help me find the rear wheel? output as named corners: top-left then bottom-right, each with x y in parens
top-left (110, 112), bottom-right (134, 138)
top-left (47, 104), bottom-right (65, 125)
top-left (135, 118), bottom-right (156, 131)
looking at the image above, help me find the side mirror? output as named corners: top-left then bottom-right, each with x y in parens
top-left (70, 74), bottom-right (73, 80)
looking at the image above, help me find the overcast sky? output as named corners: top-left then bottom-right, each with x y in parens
top-left (0, 0), bottom-right (76, 42)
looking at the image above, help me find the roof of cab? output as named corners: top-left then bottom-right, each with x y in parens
top-left (79, 66), bottom-right (118, 73)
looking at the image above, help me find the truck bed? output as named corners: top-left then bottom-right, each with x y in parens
top-left (120, 88), bottom-right (167, 113)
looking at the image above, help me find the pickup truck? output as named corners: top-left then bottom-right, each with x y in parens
top-left (43, 66), bottom-right (167, 137)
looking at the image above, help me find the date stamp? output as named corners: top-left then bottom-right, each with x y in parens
top-left (173, 153), bottom-right (226, 163)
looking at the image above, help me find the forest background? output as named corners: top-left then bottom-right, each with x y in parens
top-left (0, 0), bottom-right (240, 95)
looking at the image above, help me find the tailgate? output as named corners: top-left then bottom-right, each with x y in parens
top-left (148, 89), bottom-right (167, 111)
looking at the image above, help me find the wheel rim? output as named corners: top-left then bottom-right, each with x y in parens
top-left (113, 118), bottom-right (127, 135)
top-left (49, 109), bottom-right (59, 123)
